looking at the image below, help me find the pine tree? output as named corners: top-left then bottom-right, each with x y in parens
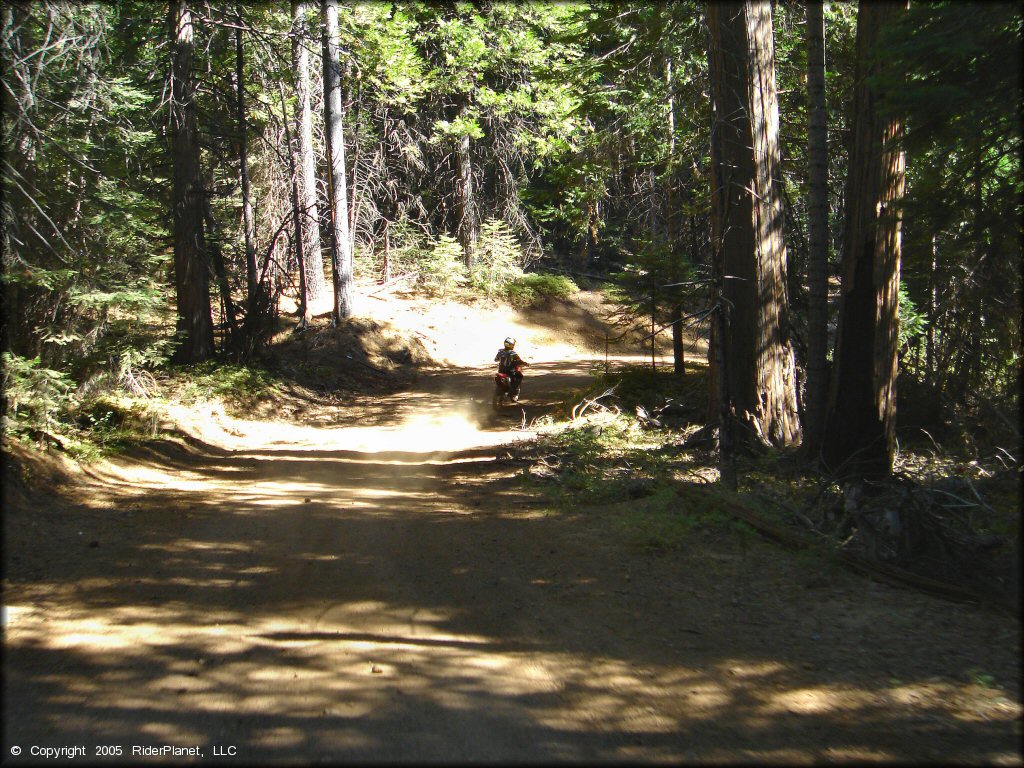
top-left (707, 0), bottom-right (801, 450)
top-left (169, 0), bottom-right (213, 363)
top-left (321, 0), bottom-right (353, 322)
top-left (821, 1), bottom-right (908, 479)
top-left (292, 1), bottom-right (327, 317)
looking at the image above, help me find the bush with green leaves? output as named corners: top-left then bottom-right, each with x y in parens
top-left (469, 219), bottom-right (524, 297)
top-left (588, 364), bottom-right (693, 415)
top-left (898, 282), bottom-right (927, 352)
top-left (2, 353), bottom-right (77, 434)
top-left (503, 272), bottom-right (578, 307)
top-left (419, 234), bottom-right (468, 296)
top-left (171, 362), bottom-right (279, 408)
top-left (355, 218), bottom-right (431, 282)
top-left (539, 411), bottom-right (673, 504)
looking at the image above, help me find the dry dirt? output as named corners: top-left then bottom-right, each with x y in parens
top-left (3, 291), bottom-right (1021, 764)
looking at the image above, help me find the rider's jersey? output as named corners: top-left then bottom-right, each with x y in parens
top-left (495, 349), bottom-right (524, 375)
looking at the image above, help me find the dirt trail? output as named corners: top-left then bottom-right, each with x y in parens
top-left (3, 295), bottom-right (1021, 764)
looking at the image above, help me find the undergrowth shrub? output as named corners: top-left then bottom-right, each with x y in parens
top-left (2, 351), bottom-right (166, 459)
top-left (606, 487), bottom-right (759, 552)
top-left (415, 220), bottom-right (576, 308)
top-left (171, 362), bottom-right (279, 408)
top-left (355, 217), bottom-right (428, 282)
top-left (70, 394), bottom-right (159, 457)
top-left (419, 234), bottom-right (468, 297)
top-left (540, 412), bottom-right (670, 503)
top-left (503, 273), bottom-right (578, 307)
top-left (589, 364), bottom-right (693, 413)
top-left (469, 219), bottom-right (524, 296)
top-left (2, 353), bottom-right (77, 434)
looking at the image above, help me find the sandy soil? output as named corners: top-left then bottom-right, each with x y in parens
top-left (3, 292), bottom-right (1020, 764)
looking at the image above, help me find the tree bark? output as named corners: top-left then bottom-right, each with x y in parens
top-left (203, 163), bottom-right (238, 342)
top-left (341, 51), bottom-right (359, 247)
top-left (235, 16), bottom-right (257, 310)
top-left (276, 77), bottom-right (310, 327)
top-left (821, 1), bottom-right (907, 480)
top-left (707, 0), bottom-right (801, 449)
top-left (169, 0), bottom-right (214, 363)
top-left (926, 233), bottom-right (937, 384)
top-left (321, 0), bottom-right (354, 321)
top-left (456, 121), bottom-right (478, 269)
top-left (803, 0), bottom-right (830, 456)
top-left (666, 57), bottom-right (685, 377)
top-left (291, 1), bottom-right (327, 308)
top-left (1, 5), bottom-right (30, 358)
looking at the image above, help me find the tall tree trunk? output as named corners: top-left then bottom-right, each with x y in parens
top-left (291, 1), bottom-right (327, 309)
top-left (203, 163), bottom-right (238, 342)
top-left (456, 116), bottom-right (478, 269)
top-left (452, 90), bottom-right (475, 272)
top-left (341, 52), bottom-right (359, 247)
top-left (926, 234), bottom-right (937, 385)
top-left (705, 16), bottom-right (731, 477)
top-left (234, 16), bottom-right (257, 311)
top-left (169, 0), bottom-right (213, 363)
top-left (803, 0), bottom-right (830, 456)
top-left (276, 77), bottom-right (310, 327)
top-left (576, 199), bottom-right (598, 270)
top-left (821, 1), bottom-right (907, 480)
top-left (1, 5), bottom-right (29, 358)
top-left (666, 57), bottom-right (685, 377)
top-left (707, 0), bottom-right (801, 449)
top-left (321, 0), bottom-right (353, 321)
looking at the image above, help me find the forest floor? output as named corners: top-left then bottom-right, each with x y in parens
top-left (3, 288), bottom-right (1021, 764)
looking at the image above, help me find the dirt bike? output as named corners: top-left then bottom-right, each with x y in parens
top-left (493, 365), bottom-right (524, 410)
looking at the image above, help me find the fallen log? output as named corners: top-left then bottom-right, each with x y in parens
top-left (367, 271), bottom-right (419, 298)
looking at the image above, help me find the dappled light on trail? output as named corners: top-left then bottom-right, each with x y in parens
top-left (162, 394), bottom-right (531, 455)
top-left (5, 293), bottom-right (1019, 764)
top-left (5, 588), bottom-right (1020, 762)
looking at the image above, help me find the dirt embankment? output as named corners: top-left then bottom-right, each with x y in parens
top-left (3, 291), bottom-right (1020, 764)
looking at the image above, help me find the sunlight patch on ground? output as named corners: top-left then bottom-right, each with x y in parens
top-left (6, 597), bottom-right (1020, 761)
top-left (162, 401), bottom-right (533, 455)
top-left (366, 296), bottom-right (590, 368)
top-left (764, 680), bottom-right (1023, 725)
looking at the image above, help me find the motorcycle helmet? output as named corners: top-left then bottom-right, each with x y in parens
top-left (504, 337), bottom-right (516, 350)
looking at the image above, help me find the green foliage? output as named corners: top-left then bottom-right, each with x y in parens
top-left (469, 219), bottom-right (524, 296)
top-left (171, 362), bottom-right (279, 409)
top-left (69, 394), bottom-right (159, 457)
top-left (2, 0), bottom-right (1017, 474)
top-left (2, 1), bottom-right (170, 385)
top-left (543, 412), bottom-right (669, 505)
top-left (419, 234), bottom-right (468, 297)
top-left (530, 406), bottom-right (756, 551)
top-left (879, 1), bottom-right (1021, 402)
top-left (1, 352), bottom-right (159, 459)
top-left (503, 273), bottom-right (578, 307)
top-left (898, 282), bottom-right (927, 352)
top-left (590, 364), bottom-right (692, 414)
top-left (610, 487), bottom-right (762, 553)
top-left (531, 2), bottom-right (711, 261)
top-left (350, 4), bottom-right (430, 111)
top-left (355, 218), bottom-right (430, 282)
top-left (2, 353), bottom-right (77, 431)
top-left (966, 669), bottom-right (997, 690)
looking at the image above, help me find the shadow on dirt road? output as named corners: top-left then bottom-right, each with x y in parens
top-left (4, 361), bottom-right (1021, 764)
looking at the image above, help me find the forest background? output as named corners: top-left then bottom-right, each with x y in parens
top-left (2, 1), bottom-right (1020, 570)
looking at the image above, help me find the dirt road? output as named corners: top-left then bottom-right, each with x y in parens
top-left (3, 298), bottom-right (1021, 764)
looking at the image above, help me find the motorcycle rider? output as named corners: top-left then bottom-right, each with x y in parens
top-left (495, 336), bottom-right (529, 402)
